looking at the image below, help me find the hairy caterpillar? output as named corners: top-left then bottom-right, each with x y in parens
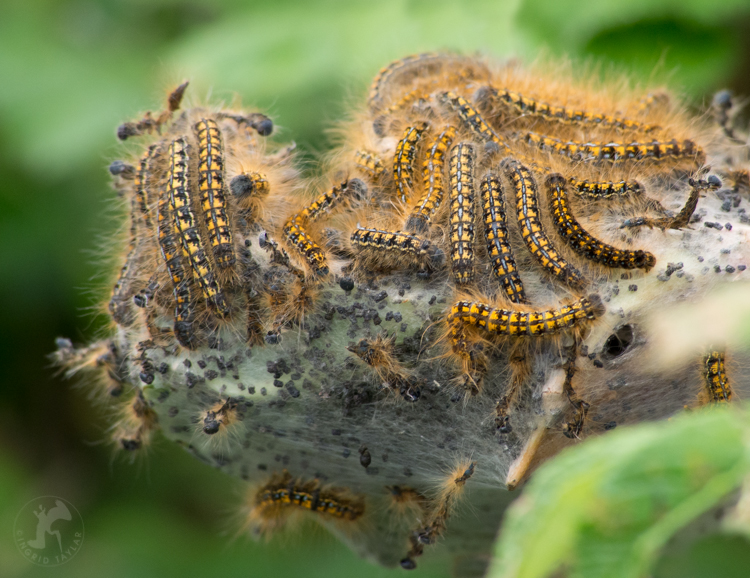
top-left (449, 143), bottom-right (477, 285)
top-left (546, 174), bottom-right (656, 271)
top-left (503, 159), bottom-right (586, 290)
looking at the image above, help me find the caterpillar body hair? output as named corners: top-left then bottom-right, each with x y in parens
top-left (109, 198), bottom-right (139, 325)
top-left (230, 172), bottom-right (270, 201)
top-left (368, 53), bottom-right (489, 115)
top-left (439, 91), bottom-right (509, 151)
top-left (494, 394), bottom-right (516, 434)
top-left (215, 111), bottom-right (274, 136)
top-left (406, 125), bottom-right (456, 234)
top-left (283, 179), bottom-right (362, 276)
top-left (449, 295), bottom-right (604, 338)
top-left (449, 142), bottom-right (477, 285)
top-left (110, 145), bottom-right (161, 324)
top-left (636, 91), bottom-right (671, 114)
top-left (373, 88), bottom-right (431, 136)
top-left (299, 179), bottom-right (350, 222)
top-left (448, 315), bottom-right (490, 395)
top-left (134, 145), bottom-right (158, 231)
top-left (116, 80), bottom-right (188, 141)
top-left (242, 282), bottom-right (266, 347)
top-left (400, 460), bottom-right (476, 570)
top-left (346, 333), bottom-right (398, 370)
top-left (562, 397), bottom-right (589, 439)
top-left (230, 170), bottom-right (271, 233)
top-left (659, 176), bottom-right (720, 229)
top-left (393, 123), bottom-right (429, 203)
top-left (109, 159), bottom-right (136, 179)
top-left (350, 226), bottom-right (444, 269)
top-left (354, 149), bottom-right (386, 180)
top-left (194, 118), bottom-right (236, 271)
top-left (113, 391), bottom-right (159, 453)
top-left (346, 333), bottom-right (419, 401)
top-left (201, 398), bottom-right (240, 435)
top-left (157, 172), bottom-right (197, 348)
top-left (703, 350), bottom-right (732, 403)
top-left (245, 471), bottom-right (365, 538)
top-left (282, 221), bottom-right (329, 277)
top-left (263, 278), bottom-right (315, 345)
top-left (479, 173), bottom-right (528, 303)
top-left (257, 235), bottom-right (318, 342)
top-left (484, 86), bottom-right (661, 134)
top-left (368, 53), bottom-right (442, 113)
top-left (725, 169), bottom-right (750, 194)
top-left (502, 159), bottom-right (586, 290)
top-left (545, 174), bottom-right (656, 271)
top-left (386, 485), bottom-right (428, 513)
top-left (522, 132), bottom-right (704, 166)
top-left (561, 345), bottom-right (590, 440)
top-left (53, 338), bottom-right (128, 399)
top-left (166, 138), bottom-right (230, 318)
top-left (567, 177), bottom-right (644, 200)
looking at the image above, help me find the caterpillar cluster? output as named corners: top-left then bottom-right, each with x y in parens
top-left (55, 52), bottom-right (750, 574)
top-left (324, 52), bottom-right (722, 435)
top-left (107, 82), bottom-right (302, 349)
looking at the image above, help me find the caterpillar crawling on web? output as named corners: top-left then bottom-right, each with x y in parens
top-left (54, 53), bottom-right (750, 576)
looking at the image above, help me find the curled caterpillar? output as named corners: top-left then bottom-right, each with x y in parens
top-left (546, 174), bottom-right (656, 271)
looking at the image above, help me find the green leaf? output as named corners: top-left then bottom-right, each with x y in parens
top-left (489, 408), bottom-right (750, 578)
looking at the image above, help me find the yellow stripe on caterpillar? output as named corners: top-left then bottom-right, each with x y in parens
top-left (194, 118), bottom-right (235, 270)
top-left (406, 125), bottom-right (456, 233)
top-left (449, 142), bottom-right (476, 285)
top-left (166, 137), bottom-right (230, 318)
top-left (449, 295), bottom-right (605, 337)
top-left (546, 174), bottom-right (656, 271)
top-left (502, 159), bottom-right (585, 290)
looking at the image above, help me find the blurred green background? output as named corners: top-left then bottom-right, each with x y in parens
top-left (1, 0), bottom-right (750, 576)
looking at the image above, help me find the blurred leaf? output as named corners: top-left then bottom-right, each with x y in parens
top-left (585, 18), bottom-right (738, 97)
top-left (488, 408), bottom-right (750, 578)
top-left (517, 0), bottom-right (747, 51)
top-left (654, 534), bottom-right (750, 578)
top-left (516, 0), bottom-right (746, 96)
top-left (166, 0), bottom-right (528, 152)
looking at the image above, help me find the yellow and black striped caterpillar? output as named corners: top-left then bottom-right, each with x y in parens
top-left (449, 295), bottom-right (604, 338)
top-left (546, 174), bottom-right (656, 271)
